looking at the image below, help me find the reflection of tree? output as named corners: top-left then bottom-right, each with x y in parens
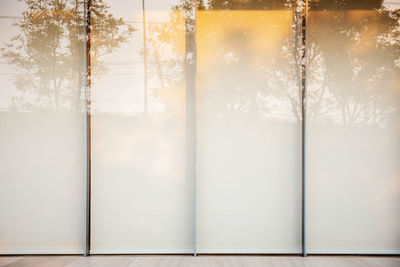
top-left (144, 0), bottom-right (294, 118)
top-left (144, 0), bottom-right (399, 126)
top-left (210, 0), bottom-right (400, 126)
top-left (197, 0), bottom-right (298, 121)
top-left (307, 4), bottom-right (400, 126)
top-left (312, 0), bottom-right (383, 10)
top-left (206, 0), bottom-right (291, 10)
top-left (146, 9), bottom-right (186, 116)
top-left (1, 0), bottom-right (134, 112)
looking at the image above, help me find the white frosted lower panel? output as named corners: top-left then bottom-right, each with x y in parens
top-left (307, 9), bottom-right (400, 253)
top-left (91, 116), bottom-right (192, 252)
top-left (197, 121), bottom-right (301, 252)
top-left (307, 125), bottom-right (400, 252)
top-left (91, 0), bottom-right (193, 253)
top-left (0, 115), bottom-right (85, 254)
top-left (196, 10), bottom-right (301, 252)
top-left (0, 1), bottom-right (85, 253)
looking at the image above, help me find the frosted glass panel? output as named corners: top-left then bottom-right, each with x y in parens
top-left (307, 1), bottom-right (400, 253)
top-left (196, 2), bottom-right (302, 253)
top-left (0, 0), bottom-right (85, 253)
top-left (91, 0), bottom-right (193, 253)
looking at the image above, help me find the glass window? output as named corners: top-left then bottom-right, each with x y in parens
top-left (0, 0), bottom-right (85, 253)
top-left (307, 0), bottom-right (400, 253)
top-left (196, 0), bottom-right (302, 253)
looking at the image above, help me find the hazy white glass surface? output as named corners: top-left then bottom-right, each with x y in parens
top-left (0, 0), bottom-right (85, 253)
top-left (90, 0), bottom-right (193, 253)
top-left (196, 4), bottom-right (302, 253)
top-left (307, 1), bottom-right (400, 253)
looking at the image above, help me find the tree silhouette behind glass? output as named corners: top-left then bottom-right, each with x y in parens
top-left (1, 0), bottom-right (135, 112)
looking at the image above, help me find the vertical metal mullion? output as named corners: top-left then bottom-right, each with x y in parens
top-left (193, 2), bottom-right (197, 257)
top-left (142, 0), bottom-right (148, 115)
top-left (185, 0), bottom-right (197, 257)
top-left (84, 0), bottom-right (92, 257)
top-left (301, 0), bottom-right (309, 258)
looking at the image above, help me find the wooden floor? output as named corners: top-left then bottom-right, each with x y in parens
top-left (1, 255), bottom-right (400, 267)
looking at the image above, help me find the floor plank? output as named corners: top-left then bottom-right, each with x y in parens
top-left (0, 255), bottom-right (399, 267)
